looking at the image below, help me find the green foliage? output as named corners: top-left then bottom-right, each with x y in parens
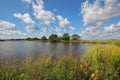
top-left (25, 37), bottom-right (40, 40)
top-left (49, 34), bottom-right (60, 42)
top-left (62, 33), bottom-right (70, 40)
top-left (41, 36), bottom-right (47, 40)
top-left (0, 39), bottom-right (4, 41)
top-left (72, 34), bottom-right (81, 40)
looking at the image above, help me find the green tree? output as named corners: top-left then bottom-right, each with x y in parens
top-left (33, 37), bottom-right (40, 40)
top-left (26, 37), bottom-right (31, 40)
top-left (41, 36), bottom-right (47, 40)
top-left (26, 37), bottom-right (40, 40)
top-left (49, 34), bottom-right (59, 42)
top-left (62, 33), bottom-right (70, 40)
top-left (72, 34), bottom-right (81, 40)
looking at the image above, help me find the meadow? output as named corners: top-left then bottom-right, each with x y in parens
top-left (0, 44), bottom-right (120, 80)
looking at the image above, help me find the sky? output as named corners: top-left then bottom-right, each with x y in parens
top-left (0, 0), bottom-right (120, 39)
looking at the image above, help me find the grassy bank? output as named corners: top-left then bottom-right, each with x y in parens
top-left (0, 44), bottom-right (120, 80)
top-left (107, 39), bottom-right (120, 46)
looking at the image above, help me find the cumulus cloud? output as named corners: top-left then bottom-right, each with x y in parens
top-left (81, 0), bottom-right (120, 27)
top-left (22, 0), bottom-right (33, 4)
top-left (82, 22), bottom-right (120, 39)
top-left (53, 9), bottom-right (59, 13)
top-left (0, 20), bottom-right (26, 37)
top-left (102, 22), bottom-right (120, 39)
top-left (51, 27), bottom-right (62, 33)
top-left (104, 22), bottom-right (120, 33)
top-left (69, 26), bottom-right (76, 32)
top-left (13, 13), bottom-right (39, 32)
top-left (14, 13), bottom-right (35, 25)
top-left (20, 0), bottom-right (74, 37)
top-left (81, 0), bottom-right (120, 39)
top-left (21, 0), bottom-right (72, 28)
top-left (0, 20), bottom-right (16, 30)
top-left (32, 0), bottom-right (71, 28)
top-left (0, 29), bottom-right (26, 36)
top-left (32, 0), bottom-right (55, 25)
top-left (56, 15), bottom-right (70, 28)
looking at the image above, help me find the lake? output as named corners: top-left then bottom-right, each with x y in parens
top-left (0, 41), bottom-right (93, 61)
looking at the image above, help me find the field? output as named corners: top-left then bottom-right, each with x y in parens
top-left (0, 44), bottom-right (120, 80)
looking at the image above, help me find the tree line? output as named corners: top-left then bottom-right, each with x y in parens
top-left (26, 33), bottom-right (81, 42)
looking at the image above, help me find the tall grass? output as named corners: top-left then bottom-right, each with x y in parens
top-left (108, 39), bottom-right (120, 46)
top-left (0, 44), bottom-right (120, 80)
top-left (82, 45), bottom-right (120, 80)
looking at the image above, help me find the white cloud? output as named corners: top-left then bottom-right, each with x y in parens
top-left (81, 0), bottom-right (120, 39)
top-left (13, 13), bottom-right (39, 32)
top-left (81, 0), bottom-right (120, 27)
top-left (51, 27), bottom-right (62, 33)
top-left (32, 0), bottom-right (55, 25)
top-left (0, 29), bottom-right (26, 36)
top-left (0, 20), bottom-right (16, 30)
top-left (104, 22), bottom-right (120, 33)
top-left (56, 15), bottom-right (70, 28)
top-left (21, 0), bottom-right (72, 30)
top-left (22, 0), bottom-right (33, 4)
top-left (41, 27), bottom-right (47, 33)
top-left (82, 22), bottom-right (120, 39)
top-left (14, 13), bottom-right (35, 25)
top-left (69, 26), bottom-right (76, 32)
top-left (102, 22), bottom-right (120, 39)
top-left (53, 9), bottom-right (59, 13)
top-left (39, 27), bottom-right (51, 37)
top-left (0, 20), bottom-right (27, 38)
top-left (20, 0), bottom-right (73, 37)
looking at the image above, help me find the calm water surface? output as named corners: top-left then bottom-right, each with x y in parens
top-left (0, 41), bottom-right (93, 61)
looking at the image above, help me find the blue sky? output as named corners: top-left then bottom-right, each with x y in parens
top-left (0, 0), bottom-right (120, 39)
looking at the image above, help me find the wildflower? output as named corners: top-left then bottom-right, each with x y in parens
top-left (85, 71), bottom-right (87, 75)
top-left (91, 73), bottom-right (95, 78)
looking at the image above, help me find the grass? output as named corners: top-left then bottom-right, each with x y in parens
top-left (0, 44), bottom-right (120, 80)
top-left (107, 39), bottom-right (120, 46)
top-left (60, 39), bottom-right (120, 47)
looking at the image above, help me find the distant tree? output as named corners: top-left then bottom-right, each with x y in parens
top-left (62, 33), bottom-right (70, 40)
top-left (33, 37), bottom-right (40, 40)
top-left (41, 36), bottom-right (47, 40)
top-left (26, 37), bottom-right (40, 40)
top-left (72, 34), bottom-right (81, 40)
top-left (49, 34), bottom-right (59, 42)
top-left (26, 37), bottom-right (31, 40)
top-left (0, 39), bottom-right (4, 41)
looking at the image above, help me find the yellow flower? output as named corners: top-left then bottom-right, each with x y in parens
top-left (91, 73), bottom-right (95, 78)
top-left (85, 72), bottom-right (87, 75)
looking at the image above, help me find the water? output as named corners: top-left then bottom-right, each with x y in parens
top-left (0, 41), bottom-right (93, 61)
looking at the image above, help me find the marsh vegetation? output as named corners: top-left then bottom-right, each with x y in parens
top-left (0, 43), bottom-right (120, 80)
